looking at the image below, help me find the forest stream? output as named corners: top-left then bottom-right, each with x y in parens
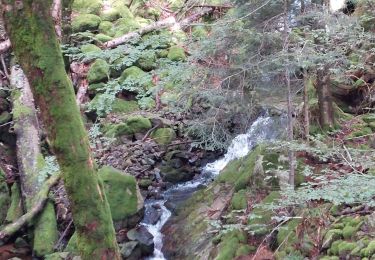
top-left (141, 113), bottom-right (286, 259)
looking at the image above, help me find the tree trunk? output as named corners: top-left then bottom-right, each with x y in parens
top-left (1, 1), bottom-right (120, 259)
top-left (284, 0), bottom-right (295, 189)
top-left (10, 64), bottom-right (58, 256)
top-left (303, 73), bottom-right (310, 139)
top-left (316, 68), bottom-right (334, 130)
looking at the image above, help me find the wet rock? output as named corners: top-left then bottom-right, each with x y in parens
top-left (122, 226), bottom-right (154, 258)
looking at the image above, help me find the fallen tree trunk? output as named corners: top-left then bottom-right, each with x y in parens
top-left (10, 65), bottom-right (58, 256)
top-left (104, 8), bottom-right (213, 49)
top-left (0, 39), bottom-right (11, 54)
top-left (0, 174), bottom-right (60, 243)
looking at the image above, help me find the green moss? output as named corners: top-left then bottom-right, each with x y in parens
top-left (338, 241), bottom-right (357, 255)
top-left (88, 82), bottom-right (105, 94)
top-left (111, 99), bottom-right (140, 113)
top-left (5, 183), bottom-right (23, 222)
top-left (217, 145), bottom-right (264, 191)
top-left (33, 201), bottom-right (58, 256)
top-left (80, 44), bottom-right (101, 53)
top-left (235, 244), bottom-right (256, 256)
top-left (322, 229), bottom-right (343, 249)
top-left (71, 14), bottom-right (101, 32)
top-left (100, 9), bottom-right (122, 22)
top-left (342, 221), bottom-right (363, 239)
top-left (329, 240), bottom-right (343, 255)
top-left (126, 115), bottom-right (152, 132)
top-left (99, 166), bottom-right (141, 221)
top-left (138, 178), bottom-right (152, 189)
top-left (136, 51), bottom-right (157, 71)
top-left (247, 191), bottom-right (279, 236)
top-left (167, 46), bottom-right (186, 61)
top-left (72, 0), bottom-right (103, 14)
top-left (230, 189), bottom-right (247, 210)
top-left (98, 21), bottom-right (113, 34)
top-left (119, 66), bottom-right (153, 90)
top-left (104, 123), bottom-right (132, 137)
top-left (360, 240), bottom-right (375, 257)
top-left (156, 49), bottom-right (169, 58)
top-left (151, 128), bottom-right (176, 145)
top-left (349, 126), bottom-right (373, 138)
top-left (362, 113), bottom-right (375, 124)
top-left (87, 59), bottom-right (110, 83)
top-left (192, 26), bottom-right (208, 39)
top-left (0, 169), bottom-right (10, 225)
top-left (95, 33), bottom-right (113, 43)
top-left (277, 219), bottom-right (300, 246)
top-left (0, 111), bottom-right (12, 124)
top-left (112, 18), bottom-right (140, 37)
top-left (216, 229), bottom-right (248, 260)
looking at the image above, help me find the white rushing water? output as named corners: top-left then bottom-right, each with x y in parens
top-left (142, 113), bottom-right (285, 260)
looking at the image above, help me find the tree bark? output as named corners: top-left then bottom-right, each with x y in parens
top-left (10, 64), bottom-right (58, 256)
top-left (283, 0), bottom-right (295, 189)
top-left (316, 68), bottom-right (334, 129)
top-left (303, 74), bottom-right (311, 139)
top-left (1, 1), bottom-right (120, 259)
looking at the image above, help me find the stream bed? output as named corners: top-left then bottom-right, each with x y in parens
top-left (141, 113), bottom-right (286, 260)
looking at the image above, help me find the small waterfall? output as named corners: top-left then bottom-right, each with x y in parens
top-left (142, 113), bottom-right (285, 260)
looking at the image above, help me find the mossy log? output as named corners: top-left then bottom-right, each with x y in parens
top-left (0, 174), bottom-right (60, 243)
top-left (10, 64), bottom-right (58, 256)
top-left (2, 1), bottom-right (120, 259)
top-left (104, 7), bottom-right (213, 48)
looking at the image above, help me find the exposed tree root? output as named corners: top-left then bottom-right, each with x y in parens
top-left (0, 174), bottom-right (60, 242)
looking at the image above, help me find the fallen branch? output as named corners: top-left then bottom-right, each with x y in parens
top-left (0, 174), bottom-right (61, 242)
top-left (0, 39), bottom-right (11, 54)
top-left (104, 8), bottom-right (213, 49)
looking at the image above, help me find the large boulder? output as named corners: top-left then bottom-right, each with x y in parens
top-left (151, 128), bottom-right (176, 145)
top-left (87, 59), bottom-right (110, 83)
top-left (167, 46), bottom-right (186, 61)
top-left (99, 166), bottom-right (144, 229)
top-left (72, 0), bottom-right (103, 15)
top-left (71, 14), bottom-right (101, 32)
top-left (119, 66), bottom-right (154, 91)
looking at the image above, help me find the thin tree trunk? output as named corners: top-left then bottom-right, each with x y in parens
top-left (316, 68), bottom-right (334, 129)
top-left (303, 73), bottom-right (310, 139)
top-left (283, 0), bottom-right (295, 188)
top-left (1, 1), bottom-right (120, 259)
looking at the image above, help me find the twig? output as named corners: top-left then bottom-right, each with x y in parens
top-left (142, 124), bottom-right (160, 142)
top-left (54, 219), bottom-right (73, 249)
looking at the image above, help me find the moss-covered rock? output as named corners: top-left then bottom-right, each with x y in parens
top-left (104, 115), bottom-right (151, 137)
top-left (119, 66), bottom-right (154, 91)
top-left (112, 18), bottom-right (140, 37)
top-left (138, 178), bottom-right (153, 189)
top-left (360, 240), bottom-right (375, 257)
top-left (87, 59), bottom-right (110, 83)
top-left (192, 26), bottom-right (208, 39)
top-left (167, 46), bottom-right (186, 61)
top-left (247, 191), bottom-right (280, 236)
top-left (215, 229), bottom-right (248, 260)
top-left (80, 44), bottom-right (101, 53)
top-left (136, 51), bottom-right (157, 71)
top-left (151, 128), bottom-right (176, 145)
top-left (230, 189), bottom-right (247, 210)
top-left (72, 0), bottom-right (103, 14)
top-left (95, 33), bottom-right (113, 43)
top-left (111, 99), bottom-right (140, 114)
top-left (0, 111), bottom-right (11, 124)
top-left (72, 14), bottom-right (101, 32)
top-left (362, 113), bottom-right (375, 124)
top-left (99, 166), bottom-right (144, 222)
top-left (98, 21), bottom-right (113, 34)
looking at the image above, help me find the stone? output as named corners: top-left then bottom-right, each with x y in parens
top-left (99, 166), bottom-right (144, 226)
top-left (136, 51), bottom-right (157, 71)
top-left (167, 46), bottom-right (186, 61)
top-left (87, 59), bottom-right (110, 83)
top-left (112, 18), bottom-right (140, 37)
top-left (80, 44), bottom-right (101, 54)
top-left (71, 14), bottom-right (101, 32)
top-left (72, 0), bottom-right (102, 14)
top-left (0, 111), bottom-right (11, 124)
top-left (98, 21), bottom-right (113, 34)
top-left (151, 128), bottom-right (176, 145)
top-left (94, 33), bottom-right (113, 43)
top-left (119, 66), bottom-right (153, 91)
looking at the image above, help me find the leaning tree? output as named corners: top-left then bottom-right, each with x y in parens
top-left (0, 0), bottom-right (120, 259)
